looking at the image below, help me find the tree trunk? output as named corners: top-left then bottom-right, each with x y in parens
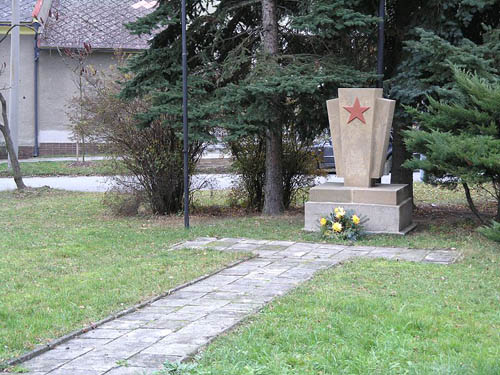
top-left (261, 0), bottom-right (284, 215)
top-left (391, 118), bottom-right (413, 203)
top-left (264, 127), bottom-right (284, 214)
top-left (463, 182), bottom-right (485, 225)
top-left (0, 92), bottom-right (26, 190)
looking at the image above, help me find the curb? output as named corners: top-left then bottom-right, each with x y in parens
top-left (2, 253), bottom-right (256, 369)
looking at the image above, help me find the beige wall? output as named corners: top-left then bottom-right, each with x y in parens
top-left (1, 33), bottom-right (116, 148)
top-left (38, 50), bottom-right (116, 144)
top-left (0, 34), bottom-right (36, 146)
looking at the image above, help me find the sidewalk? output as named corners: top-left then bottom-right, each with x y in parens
top-left (9, 238), bottom-right (460, 375)
top-left (0, 173), bottom-right (424, 193)
top-left (0, 149), bottom-right (228, 165)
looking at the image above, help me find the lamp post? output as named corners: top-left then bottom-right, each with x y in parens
top-left (181, 0), bottom-right (189, 229)
top-left (8, 0), bottom-right (20, 168)
top-left (377, 0), bottom-right (385, 89)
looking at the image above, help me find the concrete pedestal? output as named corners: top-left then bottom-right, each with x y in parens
top-left (304, 183), bottom-right (415, 235)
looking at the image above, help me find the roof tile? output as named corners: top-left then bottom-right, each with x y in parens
top-left (0, 0), bottom-right (36, 23)
top-left (39, 0), bottom-right (153, 50)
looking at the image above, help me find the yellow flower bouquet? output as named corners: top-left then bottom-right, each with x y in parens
top-left (319, 207), bottom-right (364, 241)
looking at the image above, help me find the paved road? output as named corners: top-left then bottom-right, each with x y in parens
top-left (11, 237), bottom-right (460, 375)
top-left (0, 150), bottom-right (227, 165)
top-left (0, 173), bottom-right (423, 192)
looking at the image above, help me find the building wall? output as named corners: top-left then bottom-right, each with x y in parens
top-left (38, 49), bottom-right (116, 145)
top-left (0, 33), bottom-right (36, 147)
top-left (1, 34), bottom-right (117, 157)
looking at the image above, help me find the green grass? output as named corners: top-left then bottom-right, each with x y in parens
top-left (0, 189), bottom-right (247, 363)
top-left (0, 183), bottom-right (498, 367)
top-left (0, 160), bottom-right (122, 177)
top-left (174, 255), bottom-right (500, 375)
top-left (157, 184), bottom-right (498, 374)
top-left (0, 157), bottom-right (230, 177)
top-left (189, 183), bottom-right (497, 252)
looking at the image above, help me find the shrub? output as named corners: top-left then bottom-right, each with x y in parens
top-left (102, 188), bottom-right (145, 217)
top-left (229, 131), bottom-right (320, 211)
top-left (79, 60), bottom-right (203, 215)
top-left (228, 136), bottom-right (266, 211)
top-left (477, 221), bottom-right (500, 244)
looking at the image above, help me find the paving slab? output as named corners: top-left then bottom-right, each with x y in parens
top-left (9, 238), bottom-right (460, 375)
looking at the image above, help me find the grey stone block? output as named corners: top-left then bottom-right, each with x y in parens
top-left (105, 366), bottom-right (162, 375)
top-left (126, 353), bottom-right (177, 368)
top-left (49, 369), bottom-right (102, 375)
top-left (423, 250), bottom-right (460, 264)
top-left (58, 353), bottom-right (120, 372)
top-left (198, 291), bottom-right (246, 300)
top-left (32, 346), bottom-right (93, 361)
top-left (23, 357), bottom-right (67, 372)
top-left (100, 320), bottom-right (147, 330)
top-left (228, 243), bottom-right (260, 251)
top-left (118, 328), bottom-right (172, 344)
top-left (168, 291), bottom-right (208, 300)
top-left (179, 284), bottom-right (220, 293)
top-left (197, 275), bottom-right (241, 286)
top-left (305, 184), bottom-right (414, 234)
top-left (120, 312), bottom-right (171, 322)
top-left (142, 342), bottom-right (200, 357)
top-left (394, 250), bottom-right (429, 262)
top-left (143, 318), bottom-right (189, 331)
top-left (80, 329), bottom-right (129, 340)
top-left (150, 298), bottom-right (189, 307)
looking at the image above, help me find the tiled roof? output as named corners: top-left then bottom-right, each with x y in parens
top-left (39, 0), bottom-right (155, 50)
top-left (0, 0), bottom-right (36, 23)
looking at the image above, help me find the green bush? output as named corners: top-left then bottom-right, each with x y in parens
top-left (79, 62), bottom-right (203, 215)
top-left (477, 221), bottom-right (500, 243)
top-left (229, 132), bottom-right (320, 211)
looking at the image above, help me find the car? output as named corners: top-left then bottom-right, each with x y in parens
top-left (314, 137), bottom-right (393, 175)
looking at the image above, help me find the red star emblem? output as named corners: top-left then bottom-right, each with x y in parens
top-left (343, 97), bottom-right (370, 124)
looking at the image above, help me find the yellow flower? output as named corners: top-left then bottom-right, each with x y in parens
top-left (335, 207), bottom-right (346, 219)
top-left (320, 218), bottom-right (327, 226)
top-left (333, 222), bottom-right (343, 232)
top-left (352, 215), bottom-right (360, 225)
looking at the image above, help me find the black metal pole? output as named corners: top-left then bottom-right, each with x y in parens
top-left (377, 0), bottom-right (385, 89)
top-left (182, 0), bottom-right (189, 229)
top-left (33, 22), bottom-right (40, 157)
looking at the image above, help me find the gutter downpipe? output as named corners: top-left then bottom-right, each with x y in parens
top-left (33, 22), bottom-right (40, 157)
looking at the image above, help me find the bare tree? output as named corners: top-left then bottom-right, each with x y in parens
top-left (0, 88), bottom-right (26, 190)
top-left (64, 43), bottom-right (94, 162)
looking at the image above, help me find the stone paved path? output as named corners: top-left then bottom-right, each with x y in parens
top-left (14, 238), bottom-right (460, 375)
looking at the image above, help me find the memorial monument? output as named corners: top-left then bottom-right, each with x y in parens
top-left (304, 88), bottom-right (415, 234)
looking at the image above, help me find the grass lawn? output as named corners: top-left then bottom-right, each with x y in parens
top-left (164, 185), bottom-right (499, 375)
top-left (0, 157), bottom-right (230, 177)
top-left (174, 255), bottom-right (499, 375)
top-left (0, 183), bottom-right (498, 369)
top-left (0, 160), bottom-right (121, 177)
top-left (0, 189), bottom-right (247, 364)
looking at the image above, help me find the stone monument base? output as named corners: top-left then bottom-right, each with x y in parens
top-left (304, 183), bottom-right (416, 235)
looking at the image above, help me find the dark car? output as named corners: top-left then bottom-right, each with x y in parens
top-left (314, 138), bottom-right (393, 174)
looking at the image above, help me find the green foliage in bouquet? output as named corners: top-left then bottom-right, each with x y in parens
top-left (320, 207), bottom-right (364, 241)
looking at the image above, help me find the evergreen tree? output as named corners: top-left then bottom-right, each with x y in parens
top-left (404, 68), bottom-right (500, 223)
top-left (123, 0), bottom-right (378, 215)
top-left (382, 0), bottom-right (500, 191)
